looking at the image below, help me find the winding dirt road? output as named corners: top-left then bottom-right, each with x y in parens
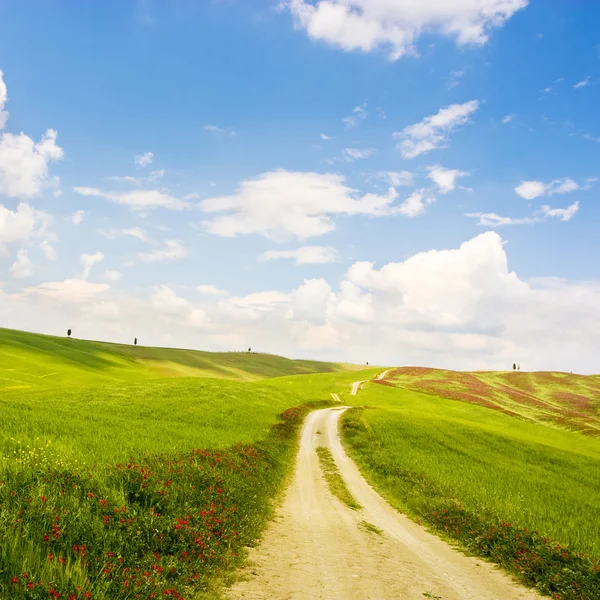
top-left (227, 377), bottom-right (540, 600)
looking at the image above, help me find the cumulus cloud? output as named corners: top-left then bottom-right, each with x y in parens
top-left (0, 128), bottom-right (64, 199)
top-left (259, 245), bottom-right (338, 265)
top-left (320, 133), bottom-right (331, 140)
top-left (514, 177), bottom-right (581, 200)
top-left (0, 69), bottom-right (8, 129)
top-left (73, 187), bottom-right (189, 210)
top-left (427, 165), bottom-right (469, 193)
top-left (285, 0), bottom-right (528, 60)
top-left (199, 169), bottom-right (401, 241)
top-left (393, 189), bottom-right (435, 217)
top-left (0, 202), bottom-right (52, 255)
top-left (152, 285), bottom-right (191, 315)
top-left (394, 100), bottom-right (479, 159)
top-left (138, 240), bottom-right (186, 262)
top-left (80, 252), bottom-right (104, 279)
top-left (9, 249), bottom-right (33, 279)
top-left (4, 231), bottom-right (600, 372)
top-left (134, 152), bottom-right (154, 167)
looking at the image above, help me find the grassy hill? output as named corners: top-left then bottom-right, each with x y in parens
top-left (0, 327), bottom-right (362, 392)
top-left (384, 367), bottom-right (600, 435)
top-left (0, 327), bottom-right (376, 599)
top-left (342, 370), bottom-right (600, 599)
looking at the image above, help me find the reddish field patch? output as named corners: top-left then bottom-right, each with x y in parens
top-left (387, 368), bottom-right (600, 435)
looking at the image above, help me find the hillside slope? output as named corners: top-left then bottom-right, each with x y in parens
top-left (0, 327), bottom-right (360, 392)
top-left (384, 367), bottom-right (600, 435)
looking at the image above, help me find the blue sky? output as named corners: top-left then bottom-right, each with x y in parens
top-left (1, 0), bottom-right (599, 371)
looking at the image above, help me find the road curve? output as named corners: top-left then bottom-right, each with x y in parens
top-left (226, 379), bottom-right (540, 600)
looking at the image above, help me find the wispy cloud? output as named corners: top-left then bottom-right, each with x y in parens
top-left (204, 125), bottom-right (237, 138)
top-left (342, 103), bottom-right (367, 129)
top-left (394, 100), bottom-right (479, 159)
top-left (134, 152), bottom-right (153, 167)
top-left (574, 77), bottom-right (590, 89)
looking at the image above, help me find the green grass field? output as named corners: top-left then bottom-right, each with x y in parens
top-left (0, 328), bottom-right (373, 599)
top-left (4, 327), bottom-right (600, 599)
top-left (342, 373), bottom-right (600, 599)
top-left (0, 327), bottom-right (361, 392)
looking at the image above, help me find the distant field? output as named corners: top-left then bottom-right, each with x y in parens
top-left (388, 367), bottom-right (600, 435)
top-left (0, 327), bottom-right (361, 392)
top-left (342, 372), bottom-right (600, 599)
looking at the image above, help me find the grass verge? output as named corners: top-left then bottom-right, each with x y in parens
top-left (315, 446), bottom-right (361, 511)
top-left (0, 401), bottom-right (328, 599)
top-left (341, 388), bottom-right (600, 600)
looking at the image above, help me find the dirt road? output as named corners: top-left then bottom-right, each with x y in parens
top-left (226, 379), bottom-right (540, 600)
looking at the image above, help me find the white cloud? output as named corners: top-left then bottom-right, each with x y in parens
top-left (23, 279), bottom-right (110, 303)
top-left (109, 169), bottom-right (165, 186)
top-left (102, 270), bottom-right (123, 282)
top-left (134, 152), bottom-right (154, 167)
top-left (467, 202), bottom-right (580, 227)
top-left (197, 284), bottom-right (229, 297)
top-left (204, 125), bottom-right (237, 138)
top-left (71, 210), bottom-right (85, 225)
top-left (376, 107), bottom-right (387, 120)
top-left (342, 103), bottom-right (367, 129)
top-left (378, 171), bottom-right (414, 187)
top-left (515, 177), bottom-right (580, 200)
top-left (320, 133), bottom-right (331, 140)
top-left (73, 187), bottom-right (189, 210)
top-left (259, 245), bottom-right (338, 265)
top-left (502, 114), bottom-right (515, 124)
top-left (101, 227), bottom-right (150, 242)
top-left (574, 77), bottom-right (590, 89)
top-left (394, 100), bottom-right (479, 159)
top-left (80, 252), bottom-right (104, 278)
top-left (447, 69), bottom-right (466, 89)
top-left (0, 69), bottom-right (8, 129)
top-left (427, 165), bottom-right (469, 193)
top-left (199, 169), bottom-right (400, 241)
top-left (465, 212), bottom-right (537, 227)
top-left (229, 291), bottom-right (290, 312)
top-left (286, 0), bottom-right (528, 60)
top-left (152, 285), bottom-right (191, 315)
top-left (5, 231), bottom-right (600, 372)
top-left (138, 240), bottom-right (186, 262)
top-left (40, 240), bottom-right (57, 260)
top-left (541, 201), bottom-right (579, 222)
top-left (0, 202), bottom-right (52, 255)
top-left (0, 128), bottom-right (64, 199)
top-left (342, 147), bottom-right (376, 161)
top-left (393, 189), bottom-right (435, 217)
top-left (9, 249), bottom-right (33, 279)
